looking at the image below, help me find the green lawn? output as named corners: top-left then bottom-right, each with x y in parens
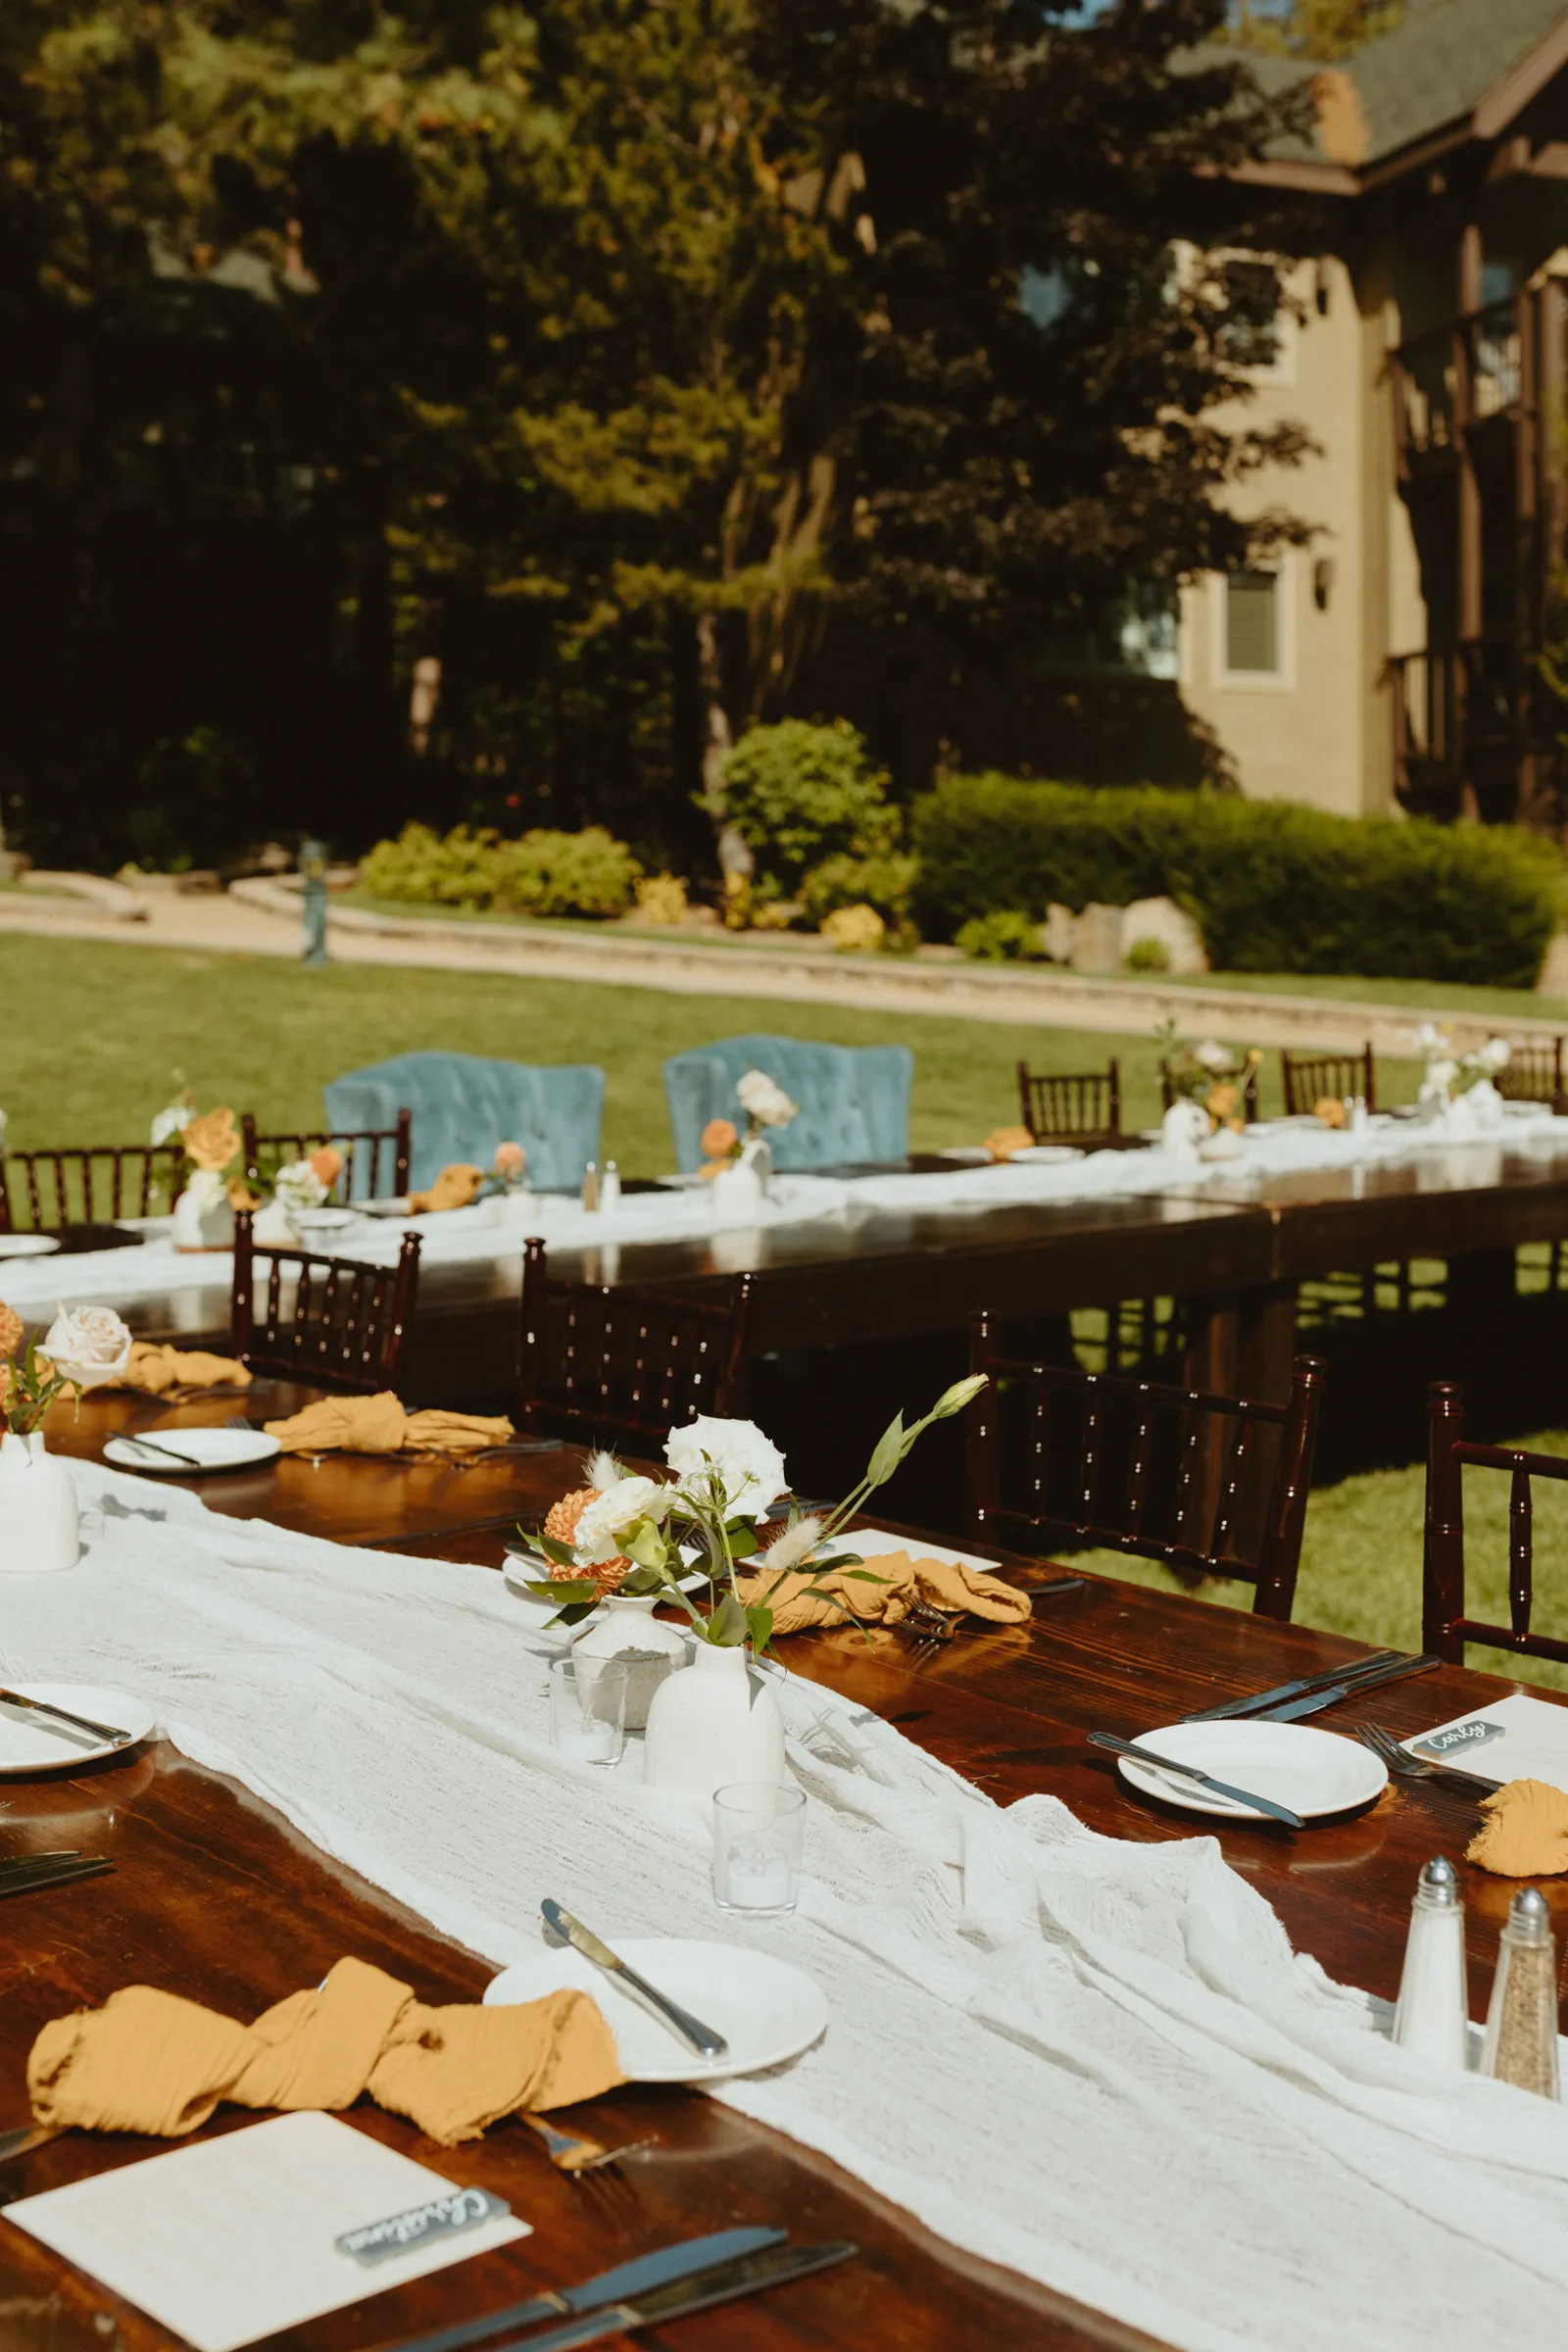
top-left (1160, 968), bottom-right (1568, 1025)
top-left (1079, 1438), bottom-right (1568, 1695)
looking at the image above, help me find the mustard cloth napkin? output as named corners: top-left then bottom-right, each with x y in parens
top-left (738, 1546), bottom-right (1032, 1637)
top-left (263, 1393), bottom-right (514, 1455)
top-left (110, 1343), bottom-right (253, 1396)
top-left (27, 1955), bottom-right (623, 2147)
top-left (1466, 1778), bottom-right (1568, 1877)
top-left (408, 1163), bottom-right (486, 1214)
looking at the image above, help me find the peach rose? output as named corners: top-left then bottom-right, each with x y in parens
top-left (0, 1301), bottom-right (22, 1361)
top-left (310, 1145), bottom-right (344, 1187)
top-left (184, 1107), bottom-right (239, 1172)
top-left (543, 1488), bottom-right (629, 1588)
top-left (493, 1141), bottom-right (527, 1181)
top-left (701, 1118), bottom-right (738, 1159)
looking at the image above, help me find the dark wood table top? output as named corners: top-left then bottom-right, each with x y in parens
top-left (23, 1133), bottom-right (1568, 1391)
top-left (1, 1405), bottom-right (1559, 2350)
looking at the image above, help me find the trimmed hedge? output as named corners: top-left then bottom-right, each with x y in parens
top-left (911, 776), bottom-right (1564, 988)
top-left (361, 821), bottom-right (640, 918)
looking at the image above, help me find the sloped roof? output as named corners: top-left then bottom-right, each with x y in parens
top-left (1214, 0), bottom-right (1568, 181)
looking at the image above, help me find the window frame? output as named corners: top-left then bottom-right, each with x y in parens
top-left (1209, 557), bottom-right (1296, 692)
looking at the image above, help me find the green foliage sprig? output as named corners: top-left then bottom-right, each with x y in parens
top-left (362, 823), bottom-right (641, 919)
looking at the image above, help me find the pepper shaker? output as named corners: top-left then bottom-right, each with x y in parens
top-left (580, 1160), bottom-right (600, 1213)
top-left (1393, 1856), bottom-right (1468, 2072)
top-left (1482, 1886), bottom-right (1560, 2099)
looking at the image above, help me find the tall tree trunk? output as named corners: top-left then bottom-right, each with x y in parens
top-left (696, 609), bottom-right (751, 877)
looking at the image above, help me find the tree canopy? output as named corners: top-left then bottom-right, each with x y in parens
top-left (0, 0), bottom-right (1310, 868)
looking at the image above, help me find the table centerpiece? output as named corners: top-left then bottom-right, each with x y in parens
top-left (514, 1374), bottom-right (986, 1790)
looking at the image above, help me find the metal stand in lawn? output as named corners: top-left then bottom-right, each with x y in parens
top-left (300, 837), bottom-right (328, 967)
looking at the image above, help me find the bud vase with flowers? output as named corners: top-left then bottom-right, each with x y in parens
top-left (0, 1301), bottom-right (132, 1572)
top-left (699, 1069), bottom-right (799, 1216)
top-left (515, 1374), bottom-right (987, 1791)
top-left (148, 1083), bottom-right (254, 1251)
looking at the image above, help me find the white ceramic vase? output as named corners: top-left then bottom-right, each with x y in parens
top-left (572, 1594), bottom-right (688, 1730)
top-left (710, 1139), bottom-right (769, 1219)
top-left (172, 1185), bottom-right (235, 1252)
top-left (1160, 1099), bottom-right (1210, 1167)
top-left (642, 1638), bottom-right (787, 1794)
top-left (250, 1198), bottom-right (298, 1247)
top-left (0, 1432), bottom-right (80, 1573)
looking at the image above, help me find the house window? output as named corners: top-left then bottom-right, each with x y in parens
top-left (1226, 571), bottom-right (1279, 672)
top-left (1211, 561), bottom-right (1293, 689)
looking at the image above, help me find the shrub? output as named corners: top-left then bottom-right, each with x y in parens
top-left (798, 849), bottom-right (920, 926)
top-left (955, 908), bottom-right (1047, 962)
top-left (361, 821), bottom-right (640, 919)
top-left (912, 777), bottom-right (1564, 988)
top-left (820, 903), bottom-right (886, 954)
top-left (635, 872), bottom-right (689, 925)
top-left (1124, 935), bottom-right (1171, 973)
top-left (719, 719), bottom-right (900, 897)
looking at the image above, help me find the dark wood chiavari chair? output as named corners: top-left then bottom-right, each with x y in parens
top-left (1016, 1058), bottom-right (1121, 1148)
top-left (1494, 1035), bottom-right (1567, 1113)
top-left (517, 1236), bottom-right (753, 1451)
top-left (1424, 1381), bottom-right (1568, 1666)
top-left (0, 1144), bottom-right (190, 1234)
top-left (1158, 1060), bottom-right (1259, 1121)
top-left (967, 1307), bottom-right (1324, 1619)
top-left (230, 1209), bottom-right (420, 1393)
top-left (240, 1109), bottom-right (413, 1201)
top-left (1280, 1044), bottom-right (1376, 1117)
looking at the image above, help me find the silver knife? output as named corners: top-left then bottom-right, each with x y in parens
top-left (1088, 1733), bottom-right (1303, 1829)
top-left (0, 1686), bottom-right (134, 1746)
top-left (375, 2229), bottom-right (787, 2352)
top-left (0, 1858), bottom-right (114, 1899)
top-left (540, 1899), bottom-right (729, 2061)
top-left (1183, 1650), bottom-right (1405, 1721)
top-left (479, 2238), bottom-right (857, 2352)
top-left (1256, 1654), bottom-right (1444, 1723)
top-left (0, 2123), bottom-right (61, 2163)
top-left (121, 1434), bottom-right (205, 1471)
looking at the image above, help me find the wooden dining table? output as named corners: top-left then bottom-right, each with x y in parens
top-left (2, 1389), bottom-right (1561, 2350)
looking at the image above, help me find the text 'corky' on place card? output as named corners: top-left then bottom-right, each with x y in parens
top-left (0, 2110), bottom-right (527, 2352)
top-left (1407, 1693), bottom-right (1568, 1792)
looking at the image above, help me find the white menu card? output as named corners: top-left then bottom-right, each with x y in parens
top-left (1406, 1691), bottom-right (1568, 1791)
top-left (1, 2111), bottom-right (528, 2352)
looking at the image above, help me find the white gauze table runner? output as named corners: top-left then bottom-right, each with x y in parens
top-left (3, 1465), bottom-right (1567, 2350)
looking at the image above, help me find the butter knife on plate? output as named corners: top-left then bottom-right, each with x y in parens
top-left (540, 1899), bottom-right (729, 2061)
top-left (1087, 1733), bottom-right (1303, 1829)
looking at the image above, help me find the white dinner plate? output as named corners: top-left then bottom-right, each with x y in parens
top-left (1116, 1719), bottom-right (1387, 1823)
top-left (934, 1147), bottom-right (992, 1164)
top-left (105, 1428), bottom-right (281, 1477)
top-left (0, 1234), bottom-right (60, 1258)
top-left (1006, 1145), bottom-right (1083, 1165)
top-left (484, 1937), bottom-right (828, 2082)
top-left (0, 1682), bottom-right (156, 1772)
top-left (290, 1207), bottom-right (361, 1238)
top-left (357, 1197), bottom-right (414, 1217)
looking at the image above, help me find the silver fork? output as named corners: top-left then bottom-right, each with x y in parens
top-left (521, 2112), bottom-right (659, 2212)
top-left (1353, 1720), bottom-right (1496, 1795)
top-left (899, 1599), bottom-right (958, 1661)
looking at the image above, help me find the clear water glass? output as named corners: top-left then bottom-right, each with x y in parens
top-left (550, 1656), bottom-right (627, 1768)
top-left (711, 1781), bottom-right (805, 1916)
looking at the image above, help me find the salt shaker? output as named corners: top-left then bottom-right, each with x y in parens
top-left (1393, 1856), bottom-right (1468, 2071)
top-left (580, 1160), bottom-right (600, 1213)
top-left (1482, 1886), bottom-right (1561, 2099)
top-left (600, 1159), bottom-right (621, 1214)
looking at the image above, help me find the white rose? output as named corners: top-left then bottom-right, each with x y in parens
top-left (273, 1157), bottom-right (328, 1213)
top-left (572, 1475), bottom-right (668, 1564)
top-left (42, 1304), bottom-right (132, 1391)
top-left (1480, 1039), bottom-right (1511, 1072)
top-left (1426, 1058), bottom-right (1458, 1093)
top-left (149, 1102), bottom-right (191, 1148)
top-left (736, 1069), bottom-right (799, 1128)
top-left (1195, 1040), bottom-right (1231, 1072)
top-left (665, 1414), bottom-right (788, 1517)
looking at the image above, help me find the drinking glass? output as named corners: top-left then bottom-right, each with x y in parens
top-left (550, 1657), bottom-right (627, 1768)
top-left (711, 1782), bottom-right (805, 1916)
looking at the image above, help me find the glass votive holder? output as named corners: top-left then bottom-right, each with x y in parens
top-left (711, 1782), bottom-right (805, 1917)
top-left (550, 1656), bottom-right (627, 1768)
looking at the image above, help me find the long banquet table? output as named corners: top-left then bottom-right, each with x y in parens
top-left (5, 1389), bottom-right (1566, 2349)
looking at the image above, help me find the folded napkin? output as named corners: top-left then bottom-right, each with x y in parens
top-left (111, 1343), bottom-right (253, 1396)
top-left (984, 1126), bottom-right (1035, 1163)
top-left (1466, 1779), bottom-right (1568, 1877)
top-left (263, 1393), bottom-right (514, 1456)
top-left (28, 1955), bottom-right (622, 2147)
top-left (738, 1545), bottom-right (1032, 1638)
top-left (408, 1163), bottom-right (486, 1214)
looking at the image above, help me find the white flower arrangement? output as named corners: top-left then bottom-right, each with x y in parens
top-left (41, 1303), bottom-right (133, 1392)
top-left (518, 1380), bottom-right (987, 1651)
top-left (736, 1069), bottom-right (799, 1132)
top-left (1415, 1024), bottom-right (1512, 1103)
top-left (272, 1157), bottom-right (329, 1216)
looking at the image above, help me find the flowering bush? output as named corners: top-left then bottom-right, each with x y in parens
top-left (956, 909), bottom-right (1046, 962)
top-left (361, 822), bottom-right (641, 919)
top-left (820, 904), bottom-right (886, 955)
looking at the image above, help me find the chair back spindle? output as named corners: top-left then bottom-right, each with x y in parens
top-left (967, 1307), bottom-right (1324, 1619)
top-left (1016, 1060), bottom-right (1122, 1149)
top-left (0, 1144), bottom-right (190, 1234)
top-left (240, 1111), bottom-right (413, 1202)
top-left (517, 1237), bottom-right (752, 1450)
top-left (1422, 1380), bottom-right (1568, 1665)
top-left (1280, 1044), bottom-right (1376, 1119)
top-left (1494, 1036), bottom-right (1566, 1112)
top-left (230, 1210), bottom-right (420, 1392)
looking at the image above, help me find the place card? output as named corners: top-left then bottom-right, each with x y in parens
top-left (1, 2111), bottom-right (528, 2352)
top-left (1406, 1692), bottom-right (1568, 1792)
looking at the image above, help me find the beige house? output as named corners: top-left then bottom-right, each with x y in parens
top-left (1181, 0), bottom-right (1568, 822)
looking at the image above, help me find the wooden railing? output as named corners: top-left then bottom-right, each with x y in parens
top-left (1392, 294), bottom-right (1532, 470)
